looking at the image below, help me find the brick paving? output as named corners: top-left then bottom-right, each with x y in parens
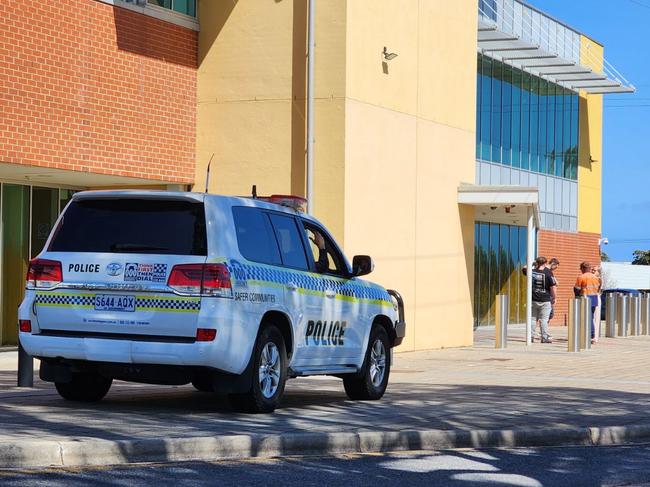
top-left (1, 324), bottom-right (649, 443)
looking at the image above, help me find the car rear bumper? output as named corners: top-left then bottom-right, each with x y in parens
top-left (19, 330), bottom-right (247, 374)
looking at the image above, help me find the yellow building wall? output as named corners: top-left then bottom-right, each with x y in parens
top-left (195, 0), bottom-right (347, 238)
top-left (343, 0), bottom-right (477, 351)
top-left (577, 36), bottom-right (603, 235)
top-left (196, 0), bottom-right (477, 351)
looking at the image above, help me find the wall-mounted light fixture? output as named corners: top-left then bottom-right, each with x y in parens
top-left (383, 47), bottom-right (398, 61)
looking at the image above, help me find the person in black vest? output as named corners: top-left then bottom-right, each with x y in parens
top-left (523, 256), bottom-right (558, 343)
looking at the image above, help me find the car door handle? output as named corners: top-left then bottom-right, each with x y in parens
top-left (286, 283), bottom-right (298, 292)
top-left (325, 290), bottom-right (336, 299)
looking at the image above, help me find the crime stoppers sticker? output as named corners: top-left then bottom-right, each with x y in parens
top-left (124, 263), bottom-right (168, 282)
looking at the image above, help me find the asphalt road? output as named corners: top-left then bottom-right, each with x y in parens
top-left (2, 445), bottom-right (650, 487)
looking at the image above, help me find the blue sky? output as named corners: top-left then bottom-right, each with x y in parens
top-left (530, 0), bottom-right (649, 262)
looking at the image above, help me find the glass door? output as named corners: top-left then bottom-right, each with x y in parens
top-left (1, 185), bottom-right (30, 345)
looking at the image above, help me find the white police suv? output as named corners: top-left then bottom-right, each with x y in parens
top-left (18, 191), bottom-right (405, 413)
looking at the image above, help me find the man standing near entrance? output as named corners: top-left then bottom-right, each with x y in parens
top-left (529, 256), bottom-right (557, 343)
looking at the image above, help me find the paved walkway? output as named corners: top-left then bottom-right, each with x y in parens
top-left (1, 325), bottom-right (650, 444)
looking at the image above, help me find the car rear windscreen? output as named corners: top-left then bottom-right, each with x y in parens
top-left (49, 198), bottom-right (207, 255)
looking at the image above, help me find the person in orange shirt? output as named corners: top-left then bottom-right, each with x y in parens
top-left (574, 261), bottom-right (601, 344)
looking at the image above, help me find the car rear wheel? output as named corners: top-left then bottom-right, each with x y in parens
top-left (229, 324), bottom-right (287, 413)
top-left (343, 325), bottom-right (390, 400)
top-left (55, 372), bottom-right (112, 402)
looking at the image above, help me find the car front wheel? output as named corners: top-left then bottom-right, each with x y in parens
top-left (343, 325), bottom-right (390, 400)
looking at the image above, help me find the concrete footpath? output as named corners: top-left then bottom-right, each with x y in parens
top-left (2, 325), bottom-right (650, 468)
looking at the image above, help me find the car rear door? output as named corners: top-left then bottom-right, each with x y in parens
top-left (32, 194), bottom-right (209, 340)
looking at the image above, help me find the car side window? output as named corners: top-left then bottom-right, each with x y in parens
top-left (302, 222), bottom-right (346, 277)
top-left (268, 213), bottom-right (309, 270)
top-left (232, 207), bottom-right (281, 265)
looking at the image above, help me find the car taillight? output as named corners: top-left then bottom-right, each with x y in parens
top-left (196, 328), bottom-right (217, 342)
top-left (26, 259), bottom-right (62, 290)
top-left (167, 263), bottom-right (232, 298)
top-left (19, 320), bottom-right (32, 333)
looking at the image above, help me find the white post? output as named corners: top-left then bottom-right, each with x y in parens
top-left (526, 207), bottom-right (535, 346)
top-left (306, 0), bottom-right (315, 214)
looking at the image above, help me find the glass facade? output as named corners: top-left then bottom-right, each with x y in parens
top-left (0, 184), bottom-right (77, 345)
top-left (474, 222), bottom-right (528, 327)
top-left (147, 0), bottom-right (196, 17)
top-left (476, 54), bottom-right (579, 180)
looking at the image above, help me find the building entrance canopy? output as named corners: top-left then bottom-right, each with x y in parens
top-left (478, 0), bottom-right (635, 94)
top-left (458, 184), bottom-right (538, 345)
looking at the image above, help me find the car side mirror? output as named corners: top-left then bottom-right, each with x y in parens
top-left (352, 255), bottom-right (374, 277)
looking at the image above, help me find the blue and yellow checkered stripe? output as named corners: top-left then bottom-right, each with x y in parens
top-left (34, 293), bottom-right (200, 313)
top-left (228, 260), bottom-right (393, 306)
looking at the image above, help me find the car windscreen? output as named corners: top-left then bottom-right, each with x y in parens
top-left (48, 198), bottom-right (207, 255)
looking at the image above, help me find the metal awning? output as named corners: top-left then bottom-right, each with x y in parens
top-left (478, 4), bottom-right (635, 95)
top-left (457, 184), bottom-right (540, 227)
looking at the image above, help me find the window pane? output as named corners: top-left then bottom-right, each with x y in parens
top-left (562, 89), bottom-right (572, 178)
top-left (499, 225), bottom-right (510, 296)
top-left (519, 225), bottom-right (527, 324)
top-left (538, 79), bottom-right (548, 175)
top-left (501, 64), bottom-right (512, 166)
top-left (50, 199), bottom-right (207, 255)
top-left (554, 86), bottom-right (564, 177)
top-left (570, 94), bottom-right (579, 180)
top-left (173, 0), bottom-right (196, 16)
top-left (509, 226), bottom-right (520, 323)
top-left (491, 60), bottom-right (502, 163)
top-left (31, 187), bottom-right (59, 258)
top-left (478, 222), bottom-right (490, 326)
top-left (529, 76), bottom-right (539, 173)
top-left (521, 72), bottom-right (530, 170)
top-left (546, 83), bottom-right (556, 175)
top-left (476, 55), bottom-right (482, 160)
top-left (268, 214), bottom-right (308, 270)
top-left (59, 189), bottom-right (76, 213)
top-left (488, 223), bottom-right (500, 326)
top-left (480, 56), bottom-right (492, 160)
top-left (148, 0), bottom-right (172, 8)
top-left (511, 69), bottom-right (521, 168)
top-left (232, 207), bottom-right (281, 265)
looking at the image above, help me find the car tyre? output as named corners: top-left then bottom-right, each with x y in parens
top-left (55, 372), bottom-right (112, 402)
top-left (343, 325), bottom-right (390, 400)
top-left (229, 324), bottom-right (287, 413)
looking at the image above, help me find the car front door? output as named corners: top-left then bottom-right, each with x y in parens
top-left (299, 221), bottom-right (363, 365)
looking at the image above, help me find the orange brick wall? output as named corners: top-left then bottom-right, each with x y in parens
top-left (0, 0), bottom-right (197, 183)
top-left (538, 230), bottom-right (601, 326)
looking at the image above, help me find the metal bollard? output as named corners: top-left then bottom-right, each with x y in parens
top-left (641, 295), bottom-right (650, 336)
top-left (605, 293), bottom-right (617, 338)
top-left (495, 294), bottom-right (509, 349)
top-left (568, 298), bottom-right (580, 352)
top-left (630, 295), bottom-right (641, 336)
top-left (617, 294), bottom-right (629, 337)
top-left (579, 297), bottom-right (592, 350)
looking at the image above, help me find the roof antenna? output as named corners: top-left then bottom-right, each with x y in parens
top-left (204, 153), bottom-right (214, 193)
top-left (252, 185), bottom-right (257, 199)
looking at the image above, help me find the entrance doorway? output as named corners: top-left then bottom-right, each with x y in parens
top-left (0, 184), bottom-right (77, 345)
